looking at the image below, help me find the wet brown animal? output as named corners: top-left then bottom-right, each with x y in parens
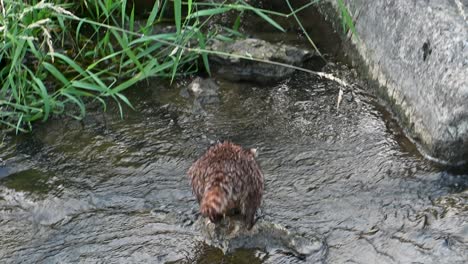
top-left (188, 141), bottom-right (264, 229)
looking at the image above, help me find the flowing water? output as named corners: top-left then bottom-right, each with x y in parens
top-left (1, 61), bottom-right (467, 263)
top-left (1, 9), bottom-right (467, 262)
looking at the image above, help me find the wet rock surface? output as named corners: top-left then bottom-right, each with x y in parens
top-left (209, 38), bottom-right (317, 83)
top-left (180, 77), bottom-right (220, 111)
top-left (196, 216), bottom-right (327, 262)
top-left (319, 0), bottom-right (468, 164)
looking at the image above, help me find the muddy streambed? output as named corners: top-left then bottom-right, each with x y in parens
top-left (1, 59), bottom-right (468, 262)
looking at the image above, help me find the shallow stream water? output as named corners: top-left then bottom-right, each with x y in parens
top-left (1, 59), bottom-right (467, 263)
top-left (1, 7), bottom-right (467, 262)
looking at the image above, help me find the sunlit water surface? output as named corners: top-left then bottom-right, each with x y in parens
top-left (0, 61), bottom-right (467, 263)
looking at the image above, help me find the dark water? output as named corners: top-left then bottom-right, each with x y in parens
top-left (1, 58), bottom-right (467, 263)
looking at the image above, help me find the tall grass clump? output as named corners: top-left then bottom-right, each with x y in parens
top-left (0, 0), bottom-right (137, 132)
top-left (0, 0), bottom-right (355, 132)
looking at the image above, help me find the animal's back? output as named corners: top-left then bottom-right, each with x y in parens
top-left (188, 141), bottom-right (263, 229)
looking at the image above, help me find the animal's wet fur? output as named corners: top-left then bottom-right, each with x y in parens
top-left (188, 141), bottom-right (264, 229)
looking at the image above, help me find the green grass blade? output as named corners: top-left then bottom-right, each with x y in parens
top-left (241, 1), bottom-right (285, 32)
top-left (337, 0), bottom-right (357, 36)
top-left (110, 30), bottom-right (145, 74)
top-left (129, 4), bottom-right (135, 33)
top-left (53, 53), bottom-right (87, 76)
top-left (72, 80), bottom-right (106, 92)
top-left (0, 100), bottom-right (43, 112)
top-left (0, 121), bottom-right (23, 133)
top-left (158, 0), bottom-right (169, 21)
top-left (24, 111), bottom-right (43, 123)
top-left (93, 96), bottom-right (108, 112)
top-left (146, 0), bottom-right (161, 27)
top-left (187, 0), bottom-right (193, 18)
top-left (61, 92), bottom-right (86, 119)
top-left (9, 39), bottom-right (26, 75)
top-left (115, 97), bottom-right (124, 119)
top-left (121, 0), bottom-right (128, 29)
top-left (286, 0), bottom-right (323, 58)
top-left (110, 60), bottom-right (174, 94)
top-left (27, 70), bottom-right (51, 121)
top-left (115, 92), bottom-right (134, 110)
top-left (196, 30), bottom-right (210, 75)
top-left (170, 50), bottom-right (181, 82)
top-left (85, 70), bottom-right (110, 94)
top-left (0, 119), bottom-right (29, 133)
top-left (59, 88), bottom-right (94, 98)
top-left (15, 114), bottom-right (24, 134)
top-left (233, 12), bottom-right (243, 31)
top-left (221, 26), bottom-right (245, 38)
top-left (43, 62), bottom-right (70, 86)
top-left (187, 7), bottom-right (231, 19)
top-left (174, 0), bottom-right (182, 34)
top-left (129, 33), bottom-right (178, 45)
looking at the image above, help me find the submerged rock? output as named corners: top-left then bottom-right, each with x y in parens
top-left (194, 216), bottom-right (327, 262)
top-left (180, 77), bottom-right (220, 113)
top-left (180, 77), bottom-right (220, 104)
top-left (209, 38), bottom-right (317, 83)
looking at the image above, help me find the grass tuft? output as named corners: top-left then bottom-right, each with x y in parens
top-left (0, 0), bottom-right (355, 132)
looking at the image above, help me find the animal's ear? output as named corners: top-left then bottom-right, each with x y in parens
top-left (250, 148), bottom-right (258, 158)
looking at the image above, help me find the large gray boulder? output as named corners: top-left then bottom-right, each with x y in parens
top-left (321, 0), bottom-right (468, 164)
